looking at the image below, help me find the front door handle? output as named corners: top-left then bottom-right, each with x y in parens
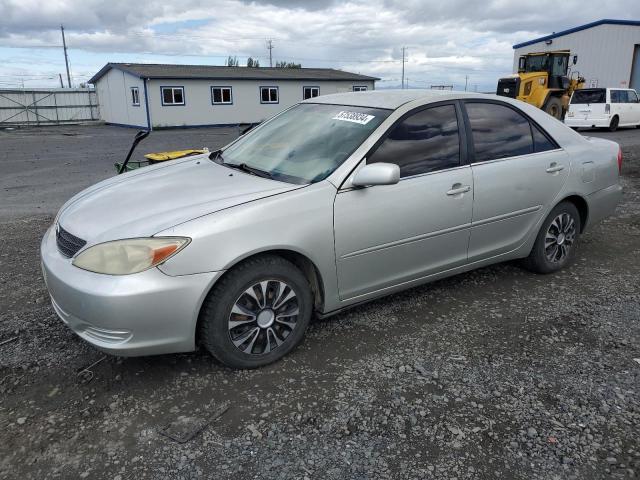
top-left (446, 184), bottom-right (471, 196)
top-left (546, 163), bottom-right (565, 174)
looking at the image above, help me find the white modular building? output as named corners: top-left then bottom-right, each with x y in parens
top-left (88, 63), bottom-right (378, 129)
top-left (513, 19), bottom-right (640, 91)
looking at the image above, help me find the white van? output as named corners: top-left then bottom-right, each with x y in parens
top-left (565, 88), bottom-right (640, 131)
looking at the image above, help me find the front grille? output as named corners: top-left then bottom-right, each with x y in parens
top-left (496, 77), bottom-right (520, 99)
top-left (56, 225), bottom-right (86, 258)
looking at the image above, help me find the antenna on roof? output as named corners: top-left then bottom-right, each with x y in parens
top-left (266, 39), bottom-right (274, 68)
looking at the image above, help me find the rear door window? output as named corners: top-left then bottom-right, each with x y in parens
top-left (570, 89), bottom-right (606, 104)
top-left (628, 90), bottom-right (639, 103)
top-left (611, 90), bottom-right (623, 103)
top-left (368, 104), bottom-right (460, 178)
top-left (465, 102), bottom-right (534, 162)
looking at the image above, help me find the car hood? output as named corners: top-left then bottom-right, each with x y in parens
top-left (57, 155), bottom-right (303, 245)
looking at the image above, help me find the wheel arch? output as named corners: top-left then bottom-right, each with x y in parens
top-left (557, 194), bottom-right (589, 233)
top-left (199, 248), bottom-right (327, 319)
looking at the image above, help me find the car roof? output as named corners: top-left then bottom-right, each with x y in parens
top-left (306, 89), bottom-right (496, 110)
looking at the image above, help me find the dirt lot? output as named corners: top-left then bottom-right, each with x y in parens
top-left (1, 124), bottom-right (639, 479)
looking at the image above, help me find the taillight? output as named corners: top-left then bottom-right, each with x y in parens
top-left (605, 103), bottom-right (610, 114)
top-left (617, 148), bottom-right (623, 174)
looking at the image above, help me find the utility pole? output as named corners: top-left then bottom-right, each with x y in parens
top-left (401, 46), bottom-right (406, 90)
top-left (59, 73), bottom-right (64, 88)
top-left (464, 75), bottom-right (469, 91)
top-left (60, 25), bottom-right (71, 88)
top-left (266, 39), bottom-right (274, 68)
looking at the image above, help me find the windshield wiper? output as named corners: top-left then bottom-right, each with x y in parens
top-left (225, 162), bottom-right (273, 179)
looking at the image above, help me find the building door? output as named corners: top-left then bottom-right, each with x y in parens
top-left (631, 45), bottom-right (640, 92)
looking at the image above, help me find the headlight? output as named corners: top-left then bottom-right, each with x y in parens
top-left (72, 237), bottom-right (190, 275)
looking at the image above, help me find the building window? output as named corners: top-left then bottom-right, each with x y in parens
top-left (131, 87), bottom-right (140, 106)
top-left (161, 86), bottom-right (185, 106)
top-left (353, 86), bottom-right (368, 92)
top-left (303, 86), bottom-right (320, 100)
top-left (260, 86), bottom-right (279, 104)
top-left (211, 86), bottom-right (233, 105)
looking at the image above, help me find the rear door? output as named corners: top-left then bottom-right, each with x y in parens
top-left (462, 100), bottom-right (569, 261)
top-left (626, 90), bottom-right (640, 124)
top-left (610, 89), bottom-right (628, 124)
top-left (333, 102), bottom-right (473, 299)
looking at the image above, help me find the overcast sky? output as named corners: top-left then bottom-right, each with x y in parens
top-left (1, 0), bottom-right (640, 90)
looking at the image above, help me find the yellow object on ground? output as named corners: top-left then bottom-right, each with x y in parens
top-left (144, 149), bottom-right (208, 162)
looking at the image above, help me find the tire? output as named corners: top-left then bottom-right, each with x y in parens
top-left (608, 115), bottom-right (619, 132)
top-left (544, 97), bottom-right (563, 120)
top-left (523, 201), bottom-right (581, 274)
top-left (198, 255), bottom-right (312, 369)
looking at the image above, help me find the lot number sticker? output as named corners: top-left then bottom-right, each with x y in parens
top-left (332, 111), bottom-right (375, 125)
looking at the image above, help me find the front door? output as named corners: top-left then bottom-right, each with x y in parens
top-left (333, 103), bottom-right (473, 300)
top-left (462, 101), bottom-right (569, 261)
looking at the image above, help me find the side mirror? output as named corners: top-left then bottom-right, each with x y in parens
top-left (352, 162), bottom-right (400, 187)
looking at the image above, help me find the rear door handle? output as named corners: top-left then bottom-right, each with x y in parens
top-left (546, 163), bottom-right (565, 174)
top-left (446, 184), bottom-right (471, 196)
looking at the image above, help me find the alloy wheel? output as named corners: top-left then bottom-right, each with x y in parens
top-left (228, 280), bottom-right (299, 355)
top-left (544, 213), bottom-right (577, 263)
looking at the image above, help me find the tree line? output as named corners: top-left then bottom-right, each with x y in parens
top-left (225, 56), bottom-right (301, 68)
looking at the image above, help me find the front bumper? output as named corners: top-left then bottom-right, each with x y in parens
top-left (41, 226), bottom-right (222, 356)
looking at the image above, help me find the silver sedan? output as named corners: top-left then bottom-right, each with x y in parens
top-left (41, 91), bottom-right (623, 368)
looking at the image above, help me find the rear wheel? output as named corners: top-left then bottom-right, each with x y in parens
top-left (544, 97), bottom-right (563, 120)
top-left (199, 255), bottom-right (312, 369)
top-left (523, 202), bottom-right (581, 274)
top-left (608, 115), bottom-right (619, 132)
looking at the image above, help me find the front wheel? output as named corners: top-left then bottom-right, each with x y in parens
top-left (523, 202), bottom-right (581, 274)
top-left (199, 255), bottom-right (313, 369)
top-left (544, 97), bottom-right (563, 120)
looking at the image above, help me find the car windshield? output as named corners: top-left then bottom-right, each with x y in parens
top-left (571, 89), bottom-right (606, 104)
top-left (218, 103), bottom-right (391, 184)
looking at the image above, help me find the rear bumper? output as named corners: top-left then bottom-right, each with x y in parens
top-left (585, 183), bottom-right (623, 231)
top-left (41, 226), bottom-right (222, 356)
top-left (564, 115), bottom-right (610, 128)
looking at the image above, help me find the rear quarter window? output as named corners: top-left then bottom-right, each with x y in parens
top-left (571, 89), bottom-right (606, 104)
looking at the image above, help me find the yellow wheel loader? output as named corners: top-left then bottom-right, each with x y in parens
top-left (496, 50), bottom-right (585, 119)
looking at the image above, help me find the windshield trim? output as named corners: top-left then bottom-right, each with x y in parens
top-left (300, 101), bottom-right (394, 111)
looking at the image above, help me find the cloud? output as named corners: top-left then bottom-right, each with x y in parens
top-left (1, 0), bottom-right (639, 89)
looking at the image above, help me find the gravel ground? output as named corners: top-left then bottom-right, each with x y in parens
top-left (0, 125), bottom-right (639, 479)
